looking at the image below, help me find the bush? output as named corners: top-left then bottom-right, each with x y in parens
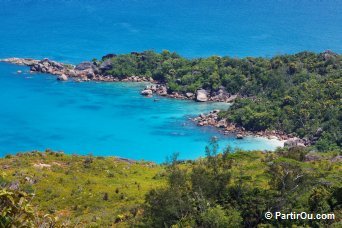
top-left (200, 206), bottom-right (242, 228)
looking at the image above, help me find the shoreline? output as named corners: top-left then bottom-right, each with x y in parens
top-left (0, 57), bottom-right (237, 103)
top-left (1, 57), bottom-right (304, 147)
top-left (191, 110), bottom-right (307, 147)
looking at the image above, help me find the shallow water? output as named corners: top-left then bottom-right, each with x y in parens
top-left (0, 63), bottom-right (282, 162)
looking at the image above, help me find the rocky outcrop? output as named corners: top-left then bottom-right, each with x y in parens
top-left (192, 110), bottom-right (292, 141)
top-left (115, 157), bottom-right (137, 164)
top-left (141, 89), bottom-right (153, 96)
top-left (75, 62), bottom-right (94, 71)
top-left (30, 58), bottom-right (67, 75)
top-left (156, 85), bottom-right (168, 96)
top-left (320, 50), bottom-right (338, 61)
top-left (0, 57), bottom-right (39, 66)
top-left (185, 92), bottom-right (194, 99)
top-left (122, 76), bottom-right (149, 82)
top-left (74, 61), bottom-right (99, 79)
top-left (284, 137), bottom-right (306, 148)
top-left (99, 59), bottom-right (113, 72)
top-left (1, 57), bottom-right (104, 82)
top-left (209, 87), bottom-right (234, 102)
top-left (196, 89), bottom-right (208, 102)
top-left (139, 84), bottom-right (238, 102)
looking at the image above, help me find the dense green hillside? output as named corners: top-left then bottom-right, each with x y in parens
top-left (96, 50), bottom-right (341, 150)
top-left (1, 145), bottom-right (341, 227)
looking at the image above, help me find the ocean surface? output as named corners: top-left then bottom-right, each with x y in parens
top-left (0, 63), bottom-right (282, 162)
top-left (0, 0), bottom-right (341, 63)
top-left (0, 0), bottom-right (340, 162)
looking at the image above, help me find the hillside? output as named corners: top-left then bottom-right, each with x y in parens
top-left (1, 145), bottom-right (341, 227)
top-left (0, 151), bottom-right (165, 227)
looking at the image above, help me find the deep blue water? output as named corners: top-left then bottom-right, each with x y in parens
top-left (0, 0), bottom-right (341, 63)
top-left (0, 0), bottom-right (340, 162)
top-left (0, 63), bottom-right (282, 162)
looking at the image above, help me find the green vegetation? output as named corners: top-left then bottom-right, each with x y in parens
top-left (0, 150), bottom-right (165, 227)
top-left (1, 144), bottom-right (341, 227)
top-left (144, 140), bottom-right (341, 227)
top-left (99, 50), bottom-right (341, 150)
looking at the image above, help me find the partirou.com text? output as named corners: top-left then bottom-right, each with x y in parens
top-left (265, 211), bottom-right (335, 220)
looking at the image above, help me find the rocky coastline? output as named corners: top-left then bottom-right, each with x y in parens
top-left (141, 84), bottom-right (238, 102)
top-left (191, 110), bottom-right (310, 147)
top-left (1, 57), bottom-right (308, 147)
top-left (0, 57), bottom-right (237, 103)
top-left (0, 57), bottom-right (155, 83)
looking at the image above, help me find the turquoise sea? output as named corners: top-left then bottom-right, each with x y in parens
top-left (0, 63), bottom-right (282, 162)
top-left (0, 0), bottom-right (340, 162)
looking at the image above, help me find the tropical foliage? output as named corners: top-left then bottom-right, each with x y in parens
top-left (99, 50), bottom-right (342, 150)
top-left (143, 139), bottom-right (341, 227)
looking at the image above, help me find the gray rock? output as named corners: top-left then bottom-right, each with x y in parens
top-left (151, 85), bottom-right (157, 92)
top-left (1, 58), bottom-right (39, 66)
top-left (320, 50), bottom-right (338, 61)
top-left (217, 119), bottom-right (227, 128)
top-left (41, 59), bottom-right (50, 67)
top-left (67, 70), bottom-right (77, 77)
top-left (8, 181), bottom-right (20, 190)
top-left (196, 89), bottom-right (208, 102)
top-left (25, 176), bottom-right (36, 185)
top-left (331, 155), bottom-right (342, 163)
top-left (50, 61), bottom-right (64, 70)
top-left (236, 134), bottom-right (244, 139)
top-left (304, 153), bottom-right (321, 162)
top-left (315, 128), bottom-right (323, 136)
top-left (157, 86), bottom-right (168, 96)
top-left (86, 71), bottom-right (95, 79)
top-left (75, 62), bottom-right (95, 71)
top-left (185, 92), bottom-right (194, 98)
top-left (99, 59), bottom-right (113, 72)
top-left (141, 89), bottom-right (153, 96)
top-left (57, 74), bottom-right (68, 81)
top-left (284, 137), bottom-right (305, 148)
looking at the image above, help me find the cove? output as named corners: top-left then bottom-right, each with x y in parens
top-left (0, 63), bottom-right (283, 163)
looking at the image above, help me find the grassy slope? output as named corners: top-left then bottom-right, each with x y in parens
top-left (0, 151), bottom-right (166, 227)
top-left (1, 150), bottom-right (341, 226)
